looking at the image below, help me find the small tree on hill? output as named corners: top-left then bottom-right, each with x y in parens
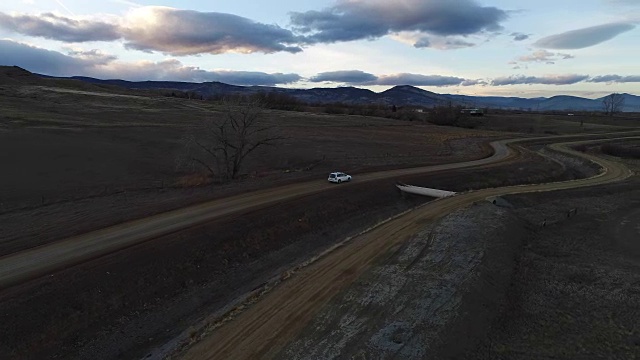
top-left (602, 93), bottom-right (625, 116)
top-left (182, 97), bottom-right (281, 181)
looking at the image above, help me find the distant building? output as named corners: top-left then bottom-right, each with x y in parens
top-left (460, 108), bottom-right (484, 116)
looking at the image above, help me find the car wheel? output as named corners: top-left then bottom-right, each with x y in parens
top-left (338, 179), bottom-right (342, 183)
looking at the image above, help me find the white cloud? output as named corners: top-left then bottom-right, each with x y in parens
top-left (534, 22), bottom-right (635, 49)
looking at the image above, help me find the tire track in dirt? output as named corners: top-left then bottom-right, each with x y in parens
top-left (177, 137), bottom-right (634, 360)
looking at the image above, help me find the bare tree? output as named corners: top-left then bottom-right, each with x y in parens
top-left (602, 93), bottom-right (625, 116)
top-left (182, 97), bottom-right (281, 181)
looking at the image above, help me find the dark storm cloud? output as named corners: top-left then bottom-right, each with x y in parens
top-left (534, 23), bottom-right (636, 49)
top-left (0, 7), bottom-right (302, 55)
top-left (309, 70), bottom-right (378, 84)
top-left (290, 0), bottom-right (508, 44)
top-left (0, 12), bottom-right (120, 42)
top-left (588, 74), bottom-right (640, 83)
top-left (491, 74), bottom-right (589, 86)
top-left (0, 40), bottom-right (301, 85)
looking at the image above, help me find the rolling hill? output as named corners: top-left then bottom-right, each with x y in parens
top-left (2, 66), bottom-right (638, 112)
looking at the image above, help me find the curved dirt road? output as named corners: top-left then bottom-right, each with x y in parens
top-left (0, 140), bottom-right (511, 290)
top-left (178, 138), bottom-right (634, 360)
top-left (0, 132), bottom-right (636, 290)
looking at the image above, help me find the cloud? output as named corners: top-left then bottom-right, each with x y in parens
top-left (308, 70), bottom-right (471, 87)
top-left (91, 60), bottom-right (301, 85)
top-left (290, 0), bottom-right (508, 46)
top-left (534, 22), bottom-right (636, 49)
top-left (310, 70), bottom-right (378, 84)
top-left (374, 73), bottom-right (466, 86)
top-left (121, 7), bottom-right (303, 55)
top-left (391, 32), bottom-right (476, 50)
top-left (0, 7), bottom-right (303, 55)
top-left (0, 39), bottom-right (301, 85)
top-left (65, 48), bottom-right (118, 65)
top-left (0, 39), bottom-right (89, 75)
top-left (461, 79), bottom-right (487, 86)
top-left (0, 12), bottom-right (120, 42)
top-left (515, 50), bottom-right (574, 64)
top-left (588, 74), bottom-right (640, 83)
top-left (204, 71), bottom-right (301, 86)
top-left (510, 32), bottom-right (530, 41)
top-left (412, 36), bottom-right (476, 50)
top-left (491, 74), bottom-right (589, 86)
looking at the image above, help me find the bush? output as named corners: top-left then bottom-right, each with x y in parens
top-left (252, 91), bottom-right (305, 111)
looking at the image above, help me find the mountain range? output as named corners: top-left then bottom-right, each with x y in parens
top-left (3, 66), bottom-right (638, 112)
top-left (68, 76), bottom-right (640, 112)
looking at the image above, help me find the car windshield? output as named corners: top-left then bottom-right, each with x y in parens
top-left (330, 174), bottom-right (336, 178)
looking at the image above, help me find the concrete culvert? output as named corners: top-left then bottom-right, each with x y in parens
top-left (487, 196), bottom-right (513, 208)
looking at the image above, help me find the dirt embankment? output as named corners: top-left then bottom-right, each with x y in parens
top-left (277, 202), bottom-right (526, 359)
top-left (538, 145), bottom-right (601, 179)
top-left (470, 180), bottom-right (640, 359)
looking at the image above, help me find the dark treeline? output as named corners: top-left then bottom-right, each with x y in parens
top-left (163, 89), bottom-right (488, 128)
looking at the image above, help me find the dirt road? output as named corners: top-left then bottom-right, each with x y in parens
top-left (0, 133), bottom-right (636, 290)
top-left (178, 138), bottom-right (633, 359)
top-left (0, 139), bottom-right (513, 290)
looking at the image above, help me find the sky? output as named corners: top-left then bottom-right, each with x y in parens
top-left (0, 0), bottom-right (638, 98)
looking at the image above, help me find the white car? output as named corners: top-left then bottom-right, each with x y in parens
top-left (328, 172), bottom-right (352, 183)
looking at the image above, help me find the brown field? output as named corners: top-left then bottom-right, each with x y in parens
top-left (1, 72), bottom-right (640, 360)
top-left (474, 112), bottom-right (640, 134)
top-left (0, 82), bottom-right (502, 254)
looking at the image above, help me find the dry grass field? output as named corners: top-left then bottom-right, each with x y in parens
top-left (474, 112), bottom-right (639, 134)
top-left (0, 74), bottom-right (503, 254)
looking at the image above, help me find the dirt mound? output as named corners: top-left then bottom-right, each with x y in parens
top-left (277, 202), bottom-right (527, 359)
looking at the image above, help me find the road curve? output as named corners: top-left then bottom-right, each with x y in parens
top-left (178, 137), bottom-right (634, 360)
top-left (0, 132), bottom-right (637, 290)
